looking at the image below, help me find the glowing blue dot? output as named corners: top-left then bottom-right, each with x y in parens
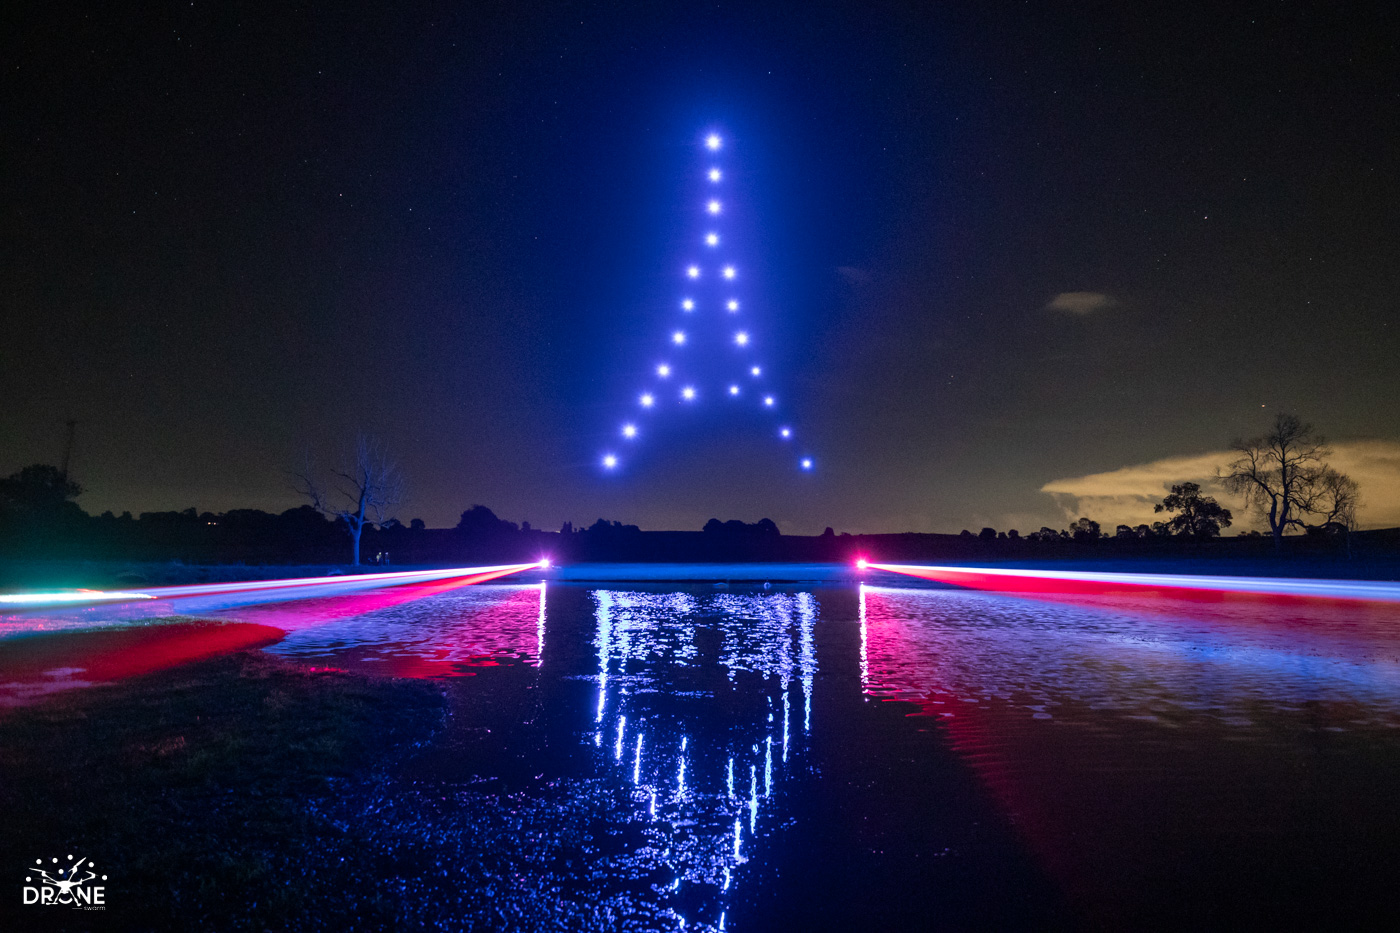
top-left (687, 265), bottom-right (700, 278)
top-left (727, 299), bottom-right (739, 312)
top-left (705, 233), bottom-right (719, 246)
top-left (707, 200), bottom-right (721, 215)
top-left (801, 458), bottom-right (813, 470)
top-left (763, 395), bottom-right (775, 406)
top-left (709, 168), bottom-right (721, 182)
top-left (751, 366), bottom-right (761, 376)
top-left (706, 134), bottom-right (722, 150)
top-left (640, 393), bottom-right (655, 407)
top-left (780, 427), bottom-right (791, 438)
top-left (681, 298), bottom-right (694, 311)
top-left (729, 385), bottom-right (740, 395)
top-left (735, 331), bottom-right (749, 346)
top-left (603, 454), bottom-right (618, 469)
top-left (622, 424), bottom-right (637, 438)
top-left (723, 266), bottom-right (736, 280)
top-left (672, 331), bottom-right (686, 345)
top-left (682, 386), bottom-right (696, 400)
top-left (657, 364), bottom-right (671, 377)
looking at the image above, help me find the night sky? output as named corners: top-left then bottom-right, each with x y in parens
top-left (4, 2), bottom-right (1398, 534)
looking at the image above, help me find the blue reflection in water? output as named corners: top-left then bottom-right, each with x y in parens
top-left (586, 588), bottom-right (820, 930)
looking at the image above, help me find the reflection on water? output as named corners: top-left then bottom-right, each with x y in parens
top-left (9, 572), bottom-right (1400, 927)
top-left (585, 590), bottom-right (820, 930)
top-left (258, 583), bottom-right (548, 677)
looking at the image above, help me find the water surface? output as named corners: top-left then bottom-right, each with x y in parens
top-left (229, 576), bottom-right (1400, 929)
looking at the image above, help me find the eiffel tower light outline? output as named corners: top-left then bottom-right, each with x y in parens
top-left (601, 130), bottom-right (814, 474)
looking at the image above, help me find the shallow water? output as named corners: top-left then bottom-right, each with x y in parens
top-left (212, 577), bottom-right (1400, 929)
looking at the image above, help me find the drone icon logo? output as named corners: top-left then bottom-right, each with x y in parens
top-left (22, 854), bottom-right (107, 909)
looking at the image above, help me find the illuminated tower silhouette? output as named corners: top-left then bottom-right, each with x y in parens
top-left (600, 130), bottom-right (813, 474)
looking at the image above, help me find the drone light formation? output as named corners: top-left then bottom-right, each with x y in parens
top-left (598, 128), bottom-right (813, 472)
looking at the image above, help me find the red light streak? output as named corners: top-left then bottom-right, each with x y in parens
top-left (2, 563), bottom-right (542, 612)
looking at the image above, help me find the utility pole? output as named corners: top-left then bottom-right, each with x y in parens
top-left (60, 419), bottom-right (77, 481)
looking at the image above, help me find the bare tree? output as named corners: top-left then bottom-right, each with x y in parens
top-left (1219, 413), bottom-right (1359, 551)
top-left (293, 434), bottom-right (405, 566)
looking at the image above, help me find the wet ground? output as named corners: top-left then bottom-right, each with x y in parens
top-left (4, 571), bottom-right (1400, 929)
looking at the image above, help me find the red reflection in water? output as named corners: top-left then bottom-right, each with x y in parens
top-left (0, 566), bottom-right (536, 703)
top-left (247, 583), bottom-right (547, 678)
top-left (858, 583), bottom-right (1400, 926)
top-left (198, 568), bottom-right (529, 632)
top-left (0, 622), bottom-right (285, 708)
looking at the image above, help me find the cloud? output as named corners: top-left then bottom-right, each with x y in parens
top-left (1046, 291), bottom-right (1116, 315)
top-left (1040, 439), bottom-right (1400, 531)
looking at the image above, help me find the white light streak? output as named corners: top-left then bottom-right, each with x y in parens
top-left (783, 689), bottom-right (791, 763)
top-left (749, 765), bottom-right (758, 831)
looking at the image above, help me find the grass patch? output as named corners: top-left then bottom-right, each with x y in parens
top-left (0, 649), bottom-right (444, 931)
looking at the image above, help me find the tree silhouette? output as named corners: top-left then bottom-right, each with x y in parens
top-left (1069, 517), bottom-right (1101, 541)
top-left (1220, 413), bottom-right (1360, 551)
top-left (0, 464), bottom-right (83, 518)
top-left (293, 434), bottom-right (404, 566)
top-left (1153, 482), bottom-right (1233, 538)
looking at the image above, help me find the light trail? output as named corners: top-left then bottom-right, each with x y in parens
top-left (1, 562), bottom-right (547, 612)
top-left (863, 563), bottom-right (1400, 605)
